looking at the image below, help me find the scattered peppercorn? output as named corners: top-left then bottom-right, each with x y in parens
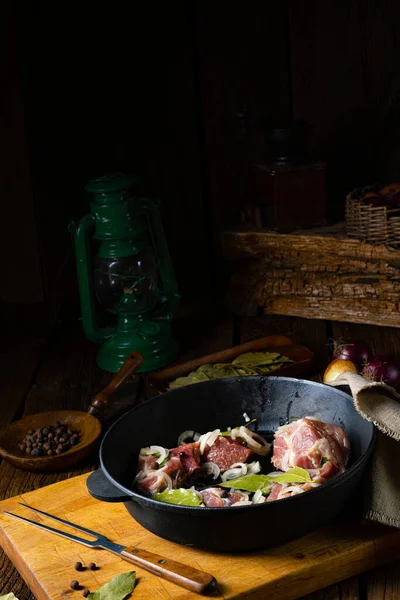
top-left (88, 562), bottom-right (97, 571)
top-left (70, 580), bottom-right (80, 590)
top-left (82, 589), bottom-right (90, 598)
top-left (19, 423), bottom-right (81, 458)
top-left (74, 561), bottom-right (83, 572)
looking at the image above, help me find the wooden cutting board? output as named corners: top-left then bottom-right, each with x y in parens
top-left (1, 473), bottom-right (400, 600)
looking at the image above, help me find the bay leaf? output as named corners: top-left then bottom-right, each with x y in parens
top-left (232, 351), bottom-right (282, 366)
top-left (219, 474), bottom-right (272, 493)
top-left (268, 467), bottom-right (312, 484)
top-left (88, 571), bottom-right (136, 600)
top-left (153, 488), bottom-right (202, 506)
top-left (218, 467), bottom-right (312, 494)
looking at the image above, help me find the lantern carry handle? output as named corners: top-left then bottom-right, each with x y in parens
top-left (74, 214), bottom-right (115, 343)
top-left (138, 198), bottom-right (181, 316)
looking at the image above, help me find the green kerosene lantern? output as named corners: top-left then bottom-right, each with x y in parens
top-left (73, 173), bottom-right (180, 373)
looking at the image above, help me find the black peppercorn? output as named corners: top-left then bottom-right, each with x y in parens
top-left (74, 561), bottom-right (83, 571)
top-left (88, 562), bottom-right (97, 570)
top-left (82, 589), bottom-right (90, 598)
top-left (31, 447), bottom-right (43, 457)
top-left (20, 422), bottom-right (81, 459)
top-left (70, 580), bottom-right (80, 590)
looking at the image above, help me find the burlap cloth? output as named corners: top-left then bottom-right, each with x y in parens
top-left (328, 372), bottom-right (400, 529)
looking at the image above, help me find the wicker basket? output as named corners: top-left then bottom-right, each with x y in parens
top-left (345, 186), bottom-right (400, 246)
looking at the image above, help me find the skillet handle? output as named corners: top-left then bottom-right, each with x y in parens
top-left (88, 351), bottom-right (144, 416)
top-left (86, 469), bottom-right (131, 503)
top-left (120, 546), bottom-right (217, 595)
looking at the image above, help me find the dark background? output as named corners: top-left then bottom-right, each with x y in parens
top-left (2, 1), bottom-right (400, 321)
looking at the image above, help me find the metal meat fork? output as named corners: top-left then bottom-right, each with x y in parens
top-left (5, 504), bottom-right (217, 595)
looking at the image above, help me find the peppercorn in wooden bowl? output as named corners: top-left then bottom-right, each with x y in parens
top-left (0, 410), bottom-right (101, 472)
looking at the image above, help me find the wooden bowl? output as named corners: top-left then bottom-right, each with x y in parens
top-left (0, 411), bottom-right (102, 472)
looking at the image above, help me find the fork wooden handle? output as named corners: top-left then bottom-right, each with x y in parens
top-left (121, 546), bottom-right (217, 595)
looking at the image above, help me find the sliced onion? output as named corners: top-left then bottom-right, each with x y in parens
top-left (150, 446), bottom-right (168, 465)
top-left (266, 470), bottom-right (284, 477)
top-left (280, 451), bottom-right (290, 471)
top-left (281, 484), bottom-right (304, 495)
top-left (199, 429), bottom-right (220, 454)
top-left (133, 469), bottom-right (144, 483)
top-left (159, 471), bottom-right (173, 491)
top-left (201, 462), bottom-right (221, 479)
top-left (139, 445), bottom-right (168, 465)
top-left (231, 498), bottom-right (252, 506)
top-left (247, 461), bottom-right (262, 474)
top-left (187, 485), bottom-right (204, 500)
top-left (240, 426), bottom-right (270, 455)
top-left (252, 489), bottom-right (265, 504)
top-left (230, 462), bottom-right (248, 470)
top-left (221, 463), bottom-right (247, 482)
top-left (177, 430), bottom-right (201, 445)
top-left (139, 447), bottom-right (152, 456)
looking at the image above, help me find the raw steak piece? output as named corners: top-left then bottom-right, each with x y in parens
top-left (171, 441), bottom-right (201, 475)
top-left (200, 488), bottom-right (226, 507)
top-left (266, 481), bottom-right (320, 502)
top-left (138, 454), bottom-right (158, 471)
top-left (135, 470), bottom-right (171, 496)
top-left (136, 455), bottom-right (184, 495)
top-left (271, 417), bottom-right (350, 473)
top-left (203, 436), bottom-right (254, 471)
top-left (226, 491), bottom-right (252, 506)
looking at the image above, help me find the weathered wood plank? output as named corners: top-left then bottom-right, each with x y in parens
top-left (173, 312), bottom-right (234, 363)
top-left (221, 227), bottom-right (400, 327)
top-left (364, 560), bottom-right (400, 599)
top-left (0, 343), bottom-right (45, 432)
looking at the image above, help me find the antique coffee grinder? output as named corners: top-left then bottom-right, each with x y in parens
top-left (73, 173), bottom-right (180, 373)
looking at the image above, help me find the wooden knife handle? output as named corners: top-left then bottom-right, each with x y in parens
top-left (121, 545), bottom-right (217, 595)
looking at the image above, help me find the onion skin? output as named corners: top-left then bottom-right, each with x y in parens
top-left (323, 359), bottom-right (358, 384)
top-left (362, 355), bottom-right (400, 390)
top-left (333, 340), bottom-right (373, 370)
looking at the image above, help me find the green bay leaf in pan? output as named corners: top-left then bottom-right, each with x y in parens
top-left (153, 488), bottom-right (202, 506)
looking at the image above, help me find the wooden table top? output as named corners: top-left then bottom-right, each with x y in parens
top-left (1, 307), bottom-right (399, 599)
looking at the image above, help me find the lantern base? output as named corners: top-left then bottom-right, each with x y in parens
top-left (96, 317), bottom-right (178, 373)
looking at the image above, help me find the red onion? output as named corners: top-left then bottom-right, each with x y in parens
top-left (362, 355), bottom-right (400, 389)
top-left (333, 340), bottom-right (373, 369)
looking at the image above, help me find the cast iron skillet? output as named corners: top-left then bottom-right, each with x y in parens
top-left (87, 376), bottom-right (375, 552)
